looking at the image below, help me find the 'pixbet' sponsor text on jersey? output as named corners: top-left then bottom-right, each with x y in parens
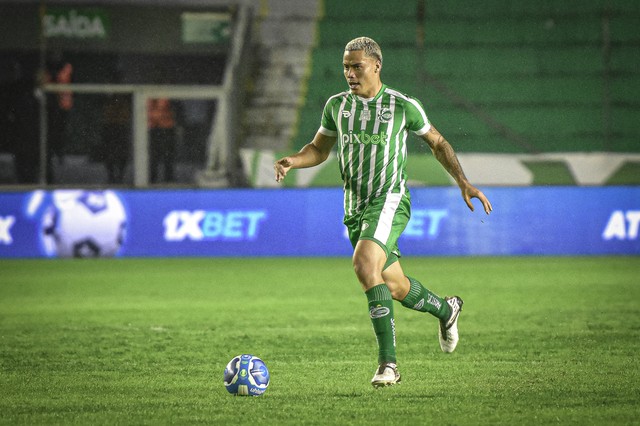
top-left (341, 130), bottom-right (389, 146)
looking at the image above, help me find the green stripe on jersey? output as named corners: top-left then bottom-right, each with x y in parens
top-left (320, 84), bottom-right (430, 217)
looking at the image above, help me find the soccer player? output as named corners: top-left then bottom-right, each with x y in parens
top-left (274, 37), bottom-right (492, 387)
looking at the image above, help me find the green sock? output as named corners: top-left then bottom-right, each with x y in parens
top-left (400, 276), bottom-right (451, 320)
top-left (365, 284), bottom-right (397, 364)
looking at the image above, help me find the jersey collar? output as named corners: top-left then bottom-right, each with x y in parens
top-left (354, 83), bottom-right (386, 103)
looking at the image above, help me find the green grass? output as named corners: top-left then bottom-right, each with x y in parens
top-left (1, 257), bottom-right (639, 425)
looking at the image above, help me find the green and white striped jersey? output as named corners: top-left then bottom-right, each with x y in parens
top-left (318, 84), bottom-right (431, 217)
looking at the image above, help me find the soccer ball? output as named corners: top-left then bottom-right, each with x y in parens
top-left (223, 354), bottom-right (270, 396)
top-left (41, 190), bottom-right (127, 258)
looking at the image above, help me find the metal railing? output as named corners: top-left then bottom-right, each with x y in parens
top-left (39, 3), bottom-right (252, 188)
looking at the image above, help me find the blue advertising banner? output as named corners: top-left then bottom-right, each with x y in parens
top-left (0, 187), bottom-right (638, 258)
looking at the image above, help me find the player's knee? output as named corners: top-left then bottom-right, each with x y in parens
top-left (352, 255), bottom-right (366, 280)
top-left (352, 255), bottom-right (379, 287)
top-left (352, 240), bottom-right (386, 288)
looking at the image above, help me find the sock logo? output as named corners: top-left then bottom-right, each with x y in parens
top-left (370, 305), bottom-right (390, 319)
top-left (413, 298), bottom-right (425, 311)
top-left (391, 318), bottom-right (396, 347)
top-left (428, 294), bottom-right (442, 310)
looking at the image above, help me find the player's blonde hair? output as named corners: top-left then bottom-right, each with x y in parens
top-left (345, 36), bottom-right (383, 65)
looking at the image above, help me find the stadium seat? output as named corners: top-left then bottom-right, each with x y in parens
top-left (295, 0), bottom-right (639, 156)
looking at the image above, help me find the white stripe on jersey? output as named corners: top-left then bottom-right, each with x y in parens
top-left (356, 139), bottom-right (364, 211)
top-left (355, 101), bottom-right (370, 210)
top-left (347, 100), bottom-right (356, 130)
top-left (380, 88), bottom-right (418, 200)
top-left (369, 96), bottom-right (383, 200)
top-left (385, 87), bottom-right (431, 134)
top-left (372, 95), bottom-right (383, 134)
top-left (367, 144), bottom-right (376, 203)
top-left (377, 95), bottom-right (396, 197)
top-left (414, 123), bottom-right (431, 136)
top-left (346, 101), bottom-right (357, 215)
top-left (318, 92), bottom-right (343, 145)
top-left (397, 121), bottom-right (408, 200)
top-left (360, 102), bottom-right (369, 131)
top-left (336, 96), bottom-right (348, 180)
top-left (336, 97), bottom-right (347, 143)
top-left (373, 192), bottom-right (403, 244)
top-left (387, 111), bottom-right (405, 195)
top-left (335, 96), bottom-right (348, 212)
top-left (321, 91), bottom-right (348, 137)
top-left (318, 125), bottom-right (337, 137)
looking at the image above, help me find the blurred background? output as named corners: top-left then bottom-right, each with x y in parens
top-left (0, 0), bottom-right (638, 259)
top-left (1, 0), bottom-right (638, 189)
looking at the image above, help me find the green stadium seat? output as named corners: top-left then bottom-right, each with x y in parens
top-left (610, 78), bottom-right (639, 103)
top-left (443, 76), bottom-right (603, 104)
top-left (611, 109), bottom-right (639, 134)
top-left (611, 16), bottom-right (640, 42)
top-left (296, 0), bottom-right (639, 155)
top-left (610, 46), bottom-right (640, 72)
top-left (420, 48), bottom-right (539, 77)
top-left (423, 19), bottom-right (601, 45)
top-left (318, 19), bottom-right (417, 47)
top-left (425, 0), bottom-right (608, 18)
top-left (321, 0), bottom-right (419, 19)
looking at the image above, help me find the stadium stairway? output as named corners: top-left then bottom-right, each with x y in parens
top-left (238, 0), bottom-right (321, 187)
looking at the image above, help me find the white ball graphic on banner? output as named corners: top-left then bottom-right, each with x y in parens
top-left (41, 190), bottom-right (127, 258)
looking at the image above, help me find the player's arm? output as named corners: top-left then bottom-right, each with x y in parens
top-left (274, 132), bottom-right (337, 182)
top-left (421, 125), bottom-right (493, 214)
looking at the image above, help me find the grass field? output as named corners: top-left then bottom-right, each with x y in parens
top-left (1, 257), bottom-right (639, 425)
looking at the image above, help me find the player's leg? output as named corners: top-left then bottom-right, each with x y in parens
top-left (382, 257), bottom-right (463, 353)
top-left (352, 240), bottom-right (400, 386)
top-left (382, 259), bottom-right (450, 318)
top-left (348, 195), bottom-right (408, 387)
top-left (352, 239), bottom-right (386, 290)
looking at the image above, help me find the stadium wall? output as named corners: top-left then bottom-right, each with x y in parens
top-left (0, 187), bottom-right (638, 258)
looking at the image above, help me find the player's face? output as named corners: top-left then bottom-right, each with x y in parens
top-left (343, 50), bottom-right (381, 98)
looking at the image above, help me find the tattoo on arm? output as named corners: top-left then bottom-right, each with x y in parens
top-left (433, 136), bottom-right (467, 184)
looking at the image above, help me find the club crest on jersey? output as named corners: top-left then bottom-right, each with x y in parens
top-left (378, 107), bottom-right (392, 123)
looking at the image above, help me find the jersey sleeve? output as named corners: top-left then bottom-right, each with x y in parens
top-left (404, 96), bottom-right (431, 136)
top-left (318, 97), bottom-right (338, 137)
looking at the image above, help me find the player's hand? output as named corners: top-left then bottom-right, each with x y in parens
top-left (460, 182), bottom-right (493, 215)
top-left (274, 157), bottom-right (294, 183)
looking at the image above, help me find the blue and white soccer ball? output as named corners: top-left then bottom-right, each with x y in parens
top-left (41, 190), bottom-right (127, 258)
top-left (224, 354), bottom-right (270, 396)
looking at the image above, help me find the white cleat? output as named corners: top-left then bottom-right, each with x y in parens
top-left (371, 363), bottom-right (401, 388)
top-left (439, 296), bottom-right (463, 353)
